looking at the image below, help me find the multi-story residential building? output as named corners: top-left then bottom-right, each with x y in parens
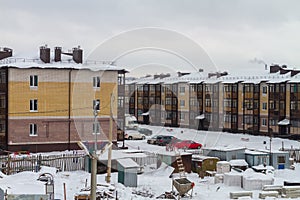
top-left (222, 80), bottom-right (239, 133)
top-left (125, 64), bottom-right (300, 139)
top-left (0, 46), bottom-right (126, 153)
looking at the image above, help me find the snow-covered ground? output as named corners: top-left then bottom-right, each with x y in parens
top-left (1, 125), bottom-right (300, 199)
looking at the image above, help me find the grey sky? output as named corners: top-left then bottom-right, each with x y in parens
top-left (1, 0), bottom-right (300, 76)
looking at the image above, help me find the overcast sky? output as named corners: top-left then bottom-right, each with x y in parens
top-left (2, 0), bottom-right (300, 76)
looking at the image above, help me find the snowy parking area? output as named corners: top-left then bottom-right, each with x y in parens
top-left (1, 125), bottom-right (300, 199)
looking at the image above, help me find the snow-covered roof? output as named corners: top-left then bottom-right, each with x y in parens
top-left (278, 119), bottom-right (290, 125)
top-left (0, 57), bottom-right (126, 72)
top-left (245, 149), bottom-right (269, 155)
top-left (192, 155), bottom-right (219, 161)
top-left (229, 159), bottom-right (249, 166)
top-left (117, 158), bottom-right (139, 168)
top-left (98, 149), bottom-right (148, 161)
top-left (203, 146), bottom-right (246, 152)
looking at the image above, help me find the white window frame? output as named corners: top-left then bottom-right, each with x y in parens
top-left (179, 86), bottom-right (185, 94)
top-left (30, 99), bottom-right (38, 112)
top-left (262, 86), bottom-right (267, 94)
top-left (180, 112), bottom-right (185, 121)
top-left (30, 75), bottom-right (38, 87)
top-left (29, 123), bottom-right (37, 136)
top-left (93, 76), bottom-right (100, 88)
top-left (262, 118), bottom-right (267, 126)
top-left (262, 102), bottom-right (267, 110)
top-left (180, 100), bottom-right (185, 107)
top-left (93, 99), bottom-right (100, 111)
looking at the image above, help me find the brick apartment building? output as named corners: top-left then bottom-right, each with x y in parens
top-left (0, 46), bottom-right (126, 153)
top-left (125, 65), bottom-right (300, 139)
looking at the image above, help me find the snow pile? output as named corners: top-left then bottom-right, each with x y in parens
top-left (242, 168), bottom-right (274, 190)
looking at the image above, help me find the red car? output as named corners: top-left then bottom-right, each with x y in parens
top-left (173, 140), bottom-right (202, 149)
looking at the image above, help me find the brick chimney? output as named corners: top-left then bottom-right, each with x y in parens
top-left (0, 47), bottom-right (13, 60)
top-left (270, 64), bottom-right (281, 74)
top-left (54, 47), bottom-right (62, 62)
top-left (40, 45), bottom-right (50, 63)
top-left (72, 46), bottom-right (83, 64)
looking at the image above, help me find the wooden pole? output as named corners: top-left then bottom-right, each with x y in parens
top-left (106, 93), bottom-right (113, 183)
top-left (63, 183), bottom-right (67, 200)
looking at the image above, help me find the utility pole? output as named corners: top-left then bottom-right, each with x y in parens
top-left (106, 93), bottom-right (113, 183)
top-left (90, 101), bottom-right (99, 200)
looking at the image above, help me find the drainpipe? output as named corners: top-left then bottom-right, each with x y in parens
top-left (68, 69), bottom-right (72, 150)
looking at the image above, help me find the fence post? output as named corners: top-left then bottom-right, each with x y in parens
top-left (7, 155), bottom-right (11, 175)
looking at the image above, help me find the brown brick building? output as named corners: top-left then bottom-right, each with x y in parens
top-left (0, 46), bottom-right (126, 153)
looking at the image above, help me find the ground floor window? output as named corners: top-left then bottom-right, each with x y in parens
top-left (29, 124), bottom-right (37, 136)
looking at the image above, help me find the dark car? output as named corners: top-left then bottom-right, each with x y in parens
top-left (137, 127), bottom-right (153, 136)
top-left (147, 135), bottom-right (163, 144)
top-left (156, 135), bottom-right (179, 146)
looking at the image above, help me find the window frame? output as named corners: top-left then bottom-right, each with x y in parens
top-left (30, 75), bottom-right (38, 87)
top-left (93, 99), bottom-right (100, 111)
top-left (29, 123), bottom-right (38, 136)
top-left (30, 99), bottom-right (38, 112)
top-left (93, 76), bottom-right (100, 88)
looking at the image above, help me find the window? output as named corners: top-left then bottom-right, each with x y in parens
top-left (93, 77), bottom-right (100, 88)
top-left (161, 111), bottom-right (165, 119)
top-left (180, 112), bottom-right (185, 121)
top-left (232, 85), bottom-right (237, 92)
top-left (179, 87), bottom-right (185, 94)
top-left (0, 96), bottom-right (5, 108)
top-left (165, 98), bottom-right (171, 105)
top-left (278, 156), bottom-right (285, 164)
top-left (280, 85), bottom-right (285, 93)
top-left (0, 120), bottom-right (5, 132)
top-left (0, 71), bottom-right (6, 83)
top-left (262, 102), bottom-right (267, 110)
top-left (150, 85), bottom-right (155, 91)
top-left (291, 101), bottom-right (297, 110)
top-left (269, 102), bottom-right (274, 109)
top-left (232, 100), bottom-right (237, 108)
top-left (262, 86), bottom-right (267, 94)
top-left (269, 85), bottom-right (274, 93)
top-left (93, 123), bottom-right (100, 134)
top-left (30, 99), bottom-right (38, 111)
top-left (93, 99), bottom-right (100, 111)
top-left (205, 99), bottom-right (211, 107)
top-left (118, 97), bottom-right (124, 108)
top-left (29, 124), bottom-right (37, 136)
top-left (224, 114), bottom-right (231, 123)
top-left (30, 75), bottom-right (38, 87)
top-left (180, 100), bottom-right (185, 107)
top-left (172, 84), bottom-right (177, 92)
top-left (262, 118), bottom-right (267, 126)
top-left (232, 115), bottom-right (237, 123)
top-left (269, 119), bottom-right (276, 126)
top-left (166, 111), bottom-right (173, 120)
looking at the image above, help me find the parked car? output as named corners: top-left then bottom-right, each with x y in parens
top-left (173, 140), bottom-right (202, 149)
top-left (11, 151), bottom-right (31, 158)
top-left (137, 127), bottom-right (152, 136)
top-left (147, 135), bottom-right (163, 144)
top-left (156, 135), bottom-right (179, 146)
top-left (124, 130), bottom-right (146, 140)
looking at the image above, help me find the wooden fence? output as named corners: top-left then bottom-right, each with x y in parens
top-left (0, 153), bottom-right (87, 175)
